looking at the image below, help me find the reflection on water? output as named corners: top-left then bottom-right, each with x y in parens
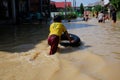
top-left (0, 18), bottom-right (120, 80)
top-left (0, 24), bottom-right (49, 52)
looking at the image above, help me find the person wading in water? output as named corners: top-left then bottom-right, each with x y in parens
top-left (47, 15), bottom-right (74, 55)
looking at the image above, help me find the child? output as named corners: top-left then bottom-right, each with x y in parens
top-left (98, 11), bottom-right (104, 23)
top-left (48, 15), bottom-right (73, 55)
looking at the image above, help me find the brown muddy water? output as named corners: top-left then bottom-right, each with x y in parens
top-left (0, 18), bottom-right (120, 80)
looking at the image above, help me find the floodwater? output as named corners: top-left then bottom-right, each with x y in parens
top-left (0, 18), bottom-right (120, 80)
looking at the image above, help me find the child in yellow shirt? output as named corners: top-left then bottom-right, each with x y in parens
top-left (48, 15), bottom-right (72, 55)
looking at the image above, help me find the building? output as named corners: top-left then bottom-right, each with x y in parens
top-left (51, 1), bottom-right (72, 10)
top-left (55, 2), bottom-right (71, 8)
top-left (0, 0), bottom-right (50, 24)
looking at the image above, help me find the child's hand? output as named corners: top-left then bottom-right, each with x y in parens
top-left (70, 40), bottom-right (74, 43)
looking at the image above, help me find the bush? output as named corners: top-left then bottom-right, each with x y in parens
top-left (65, 13), bottom-right (77, 20)
top-left (117, 11), bottom-right (120, 20)
top-left (55, 12), bottom-right (77, 20)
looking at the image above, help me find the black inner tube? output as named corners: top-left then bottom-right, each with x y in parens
top-left (60, 33), bottom-right (82, 47)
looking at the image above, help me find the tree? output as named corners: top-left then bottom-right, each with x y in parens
top-left (79, 3), bottom-right (84, 15)
top-left (110, 0), bottom-right (120, 11)
top-left (94, 5), bottom-right (102, 12)
top-left (66, 5), bottom-right (72, 12)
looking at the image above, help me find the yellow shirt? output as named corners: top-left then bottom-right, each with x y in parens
top-left (49, 22), bottom-right (66, 37)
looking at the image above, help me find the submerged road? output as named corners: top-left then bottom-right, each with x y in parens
top-left (63, 18), bottom-right (120, 62)
top-left (0, 17), bottom-right (120, 80)
top-left (0, 18), bottom-right (120, 62)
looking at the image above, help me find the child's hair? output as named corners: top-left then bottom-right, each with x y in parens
top-left (53, 15), bottom-right (62, 22)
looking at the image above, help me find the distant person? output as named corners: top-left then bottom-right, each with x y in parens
top-left (98, 11), bottom-right (104, 23)
top-left (84, 15), bottom-right (89, 21)
top-left (47, 15), bottom-right (73, 55)
top-left (96, 11), bottom-right (98, 18)
top-left (111, 9), bottom-right (117, 23)
top-left (102, 13), bottom-right (106, 23)
top-left (93, 13), bottom-right (95, 17)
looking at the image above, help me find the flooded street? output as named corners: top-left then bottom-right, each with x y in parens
top-left (64, 18), bottom-right (120, 62)
top-left (0, 18), bottom-right (120, 80)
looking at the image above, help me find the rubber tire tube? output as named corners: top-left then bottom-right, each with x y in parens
top-left (60, 33), bottom-right (82, 47)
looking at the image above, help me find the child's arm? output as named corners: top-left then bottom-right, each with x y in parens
top-left (64, 31), bottom-right (73, 43)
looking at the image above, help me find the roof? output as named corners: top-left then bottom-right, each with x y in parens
top-left (53, 2), bottom-right (72, 8)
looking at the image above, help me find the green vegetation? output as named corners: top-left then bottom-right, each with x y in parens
top-left (79, 3), bottom-right (84, 15)
top-left (94, 5), bottom-right (102, 12)
top-left (110, 0), bottom-right (120, 11)
top-left (65, 13), bottom-right (77, 19)
top-left (110, 0), bottom-right (120, 19)
top-left (56, 5), bottom-right (77, 20)
top-left (57, 12), bottom-right (77, 20)
top-left (117, 11), bottom-right (120, 20)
